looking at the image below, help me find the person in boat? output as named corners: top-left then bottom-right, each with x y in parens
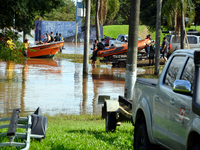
top-left (23, 39), bottom-right (30, 57)
top-left (54, 33), bottom-right (60, 42)
top-left (36, 40), bottom-right (43, 45)
top-left (50, 31), bottom-right (54, 42)
top-left (46, 33), bottom-right (51, 43)
top-left (6, 37), bottom-right (16, 50)
top-left (59, 33), bottom-right (63, 41)
top-left (91, 40), bottom-right (105, 66)
top-left (59, 33), bottom-right (65, 49)
top-left (161, 36), bottom-right (169, 64)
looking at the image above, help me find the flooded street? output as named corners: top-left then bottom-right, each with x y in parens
top-left (0, 43), bottom-right (145, 117)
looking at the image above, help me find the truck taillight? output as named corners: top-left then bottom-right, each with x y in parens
top-left (168, 44), bottom-right (171, 50)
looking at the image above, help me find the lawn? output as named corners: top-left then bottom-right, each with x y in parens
top-left (0, 115), bottom-right (134, 150)
top-left (103, 25), bottom-right (200, 44)
top-left (103, 25), bottom-right (152, 40)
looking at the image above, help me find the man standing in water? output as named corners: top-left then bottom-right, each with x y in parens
top-left (91, 40), bottom-right (105, 66)
top-left (161, 37), bottom-right (169, 64)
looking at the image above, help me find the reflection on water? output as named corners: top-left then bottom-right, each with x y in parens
top-left (0, 58), bottom-right (129, 117)
top-left (0, 41), bottom-right (147, 117)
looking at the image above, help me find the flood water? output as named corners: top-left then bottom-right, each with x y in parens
top-left (0, 42), bottom-right (145, 117)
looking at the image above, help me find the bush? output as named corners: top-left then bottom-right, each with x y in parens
top-left (0, 42), bottom-right (26, 64)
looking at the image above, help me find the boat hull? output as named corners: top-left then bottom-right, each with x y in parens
top-left (27, 42), bottom-right (63, 58)
top-left (97, 39), bottom-right (151, 57)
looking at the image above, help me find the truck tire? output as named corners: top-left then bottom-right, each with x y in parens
top-left (106, 112), bottom-right (116, 132)
top-left (118, 61), bottom-right (126, 68)
top-left (192, 144), bottom-right (200, 150)
top-left (134, 122), bottom-right (153, 150)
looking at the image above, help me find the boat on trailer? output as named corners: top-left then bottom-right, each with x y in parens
top-left (27, 41), bottom-right (63, 58)
top-left (96, 38), bottom-right (152, 58)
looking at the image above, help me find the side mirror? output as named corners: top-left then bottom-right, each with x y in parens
top-left (173, 80), bottom-right (191, 95)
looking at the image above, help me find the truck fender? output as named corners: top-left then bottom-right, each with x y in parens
top-left (186, 117), bottom-right (200, 148)
top-left (134, 97), bottom-right (156, 144)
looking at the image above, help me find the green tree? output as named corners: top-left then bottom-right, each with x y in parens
top-left (110, 0), bottom-right (131, 25)
top-left (162, 0), bottom-right (196, 31)
top-left (112, 0), bottom-right (157, 29)
top-left (96, 0), bottom-right (120, 40)
top-left (0, 0), bottom-right (64, 39)
top-left (192, 0), bottom-right (200, 26)
top-left (41, 0), bottom-right (76, 21)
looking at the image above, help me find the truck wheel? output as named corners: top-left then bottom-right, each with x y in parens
top-left (192, 144), bottom-right (200, 150)
top-left (134, 123), bottom-right (153, 150)
top-left (118, 61), bottom-right (126, 68)
top-left (106, 112), bottom-right (116, 132)
top-left (107, 55), bottom-right (114, 61)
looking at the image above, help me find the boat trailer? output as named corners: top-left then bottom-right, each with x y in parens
top-left (0, 107), bottom-right (48, 150)
top-left (98, 95), bottom-right (133, 132)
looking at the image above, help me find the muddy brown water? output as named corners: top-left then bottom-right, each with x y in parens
top-left (0, 42), bottom-right (146, 117)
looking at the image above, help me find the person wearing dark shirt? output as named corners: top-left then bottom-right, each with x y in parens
top-left (162, 37), bottom-right (169, 64)
top-left (91, 40), bottom-right (105, 66)
top-left (54, 33), bottom-right (60, 42)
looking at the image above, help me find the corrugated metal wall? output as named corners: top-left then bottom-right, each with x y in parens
top-left (35, 20), bottom-right (103, 43)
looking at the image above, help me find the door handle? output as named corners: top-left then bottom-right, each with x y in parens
top-left (170, 99), bottom-right (175, 105)
top-left (155, 95), bottom-right (159, 101)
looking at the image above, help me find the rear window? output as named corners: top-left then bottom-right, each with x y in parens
top-left (172, 36), bottom-right (181, 43)
top-left (172, 36), bottom-right (197, 44)
top-left (165, 35), bottom-right (171, 43)
top-left (187, 37), bottom-right (197, 44)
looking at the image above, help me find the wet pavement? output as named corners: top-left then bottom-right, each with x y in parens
top-left (0, 42), bottom-right (145, 117)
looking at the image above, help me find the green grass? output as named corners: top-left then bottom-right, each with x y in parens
top-left (103, 25), bottom-right (152, 39)
top-left (0, 115), bottom-right (134, 150)
top-left (103, 25), bottom-right (200, 45)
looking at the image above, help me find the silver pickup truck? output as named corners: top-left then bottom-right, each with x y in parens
top-left (132, 49), bottom-right (200, 150)
top-left (165, 34), bottom-right (200, 55)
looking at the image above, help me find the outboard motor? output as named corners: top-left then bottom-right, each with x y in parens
top-left (31, 107), bottom-right (48, 138)
top-left (192, 51), bottom-right (200, 116)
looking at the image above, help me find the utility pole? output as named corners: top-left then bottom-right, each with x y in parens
top-left (75, 0), bottom-right (78, 48)
top-left (124, 0), bottom-right (140, 100)
top-left (181, 0), bottom-right (185, 49)
top-left (83, 0), bottom-right (90, 74)
top-left (154, 0), bottom-right (162, 75)
top-left (95, 0), bottom-right (101, 42)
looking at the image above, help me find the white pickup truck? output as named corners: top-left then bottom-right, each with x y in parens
top-left (109, 34), bottom-right (141, 47)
